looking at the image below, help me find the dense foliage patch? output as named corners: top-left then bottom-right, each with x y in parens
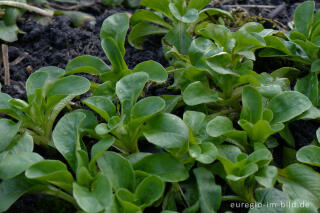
top-left (0, 1), bottom-right (320, 213)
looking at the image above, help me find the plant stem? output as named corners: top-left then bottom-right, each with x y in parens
top-left (0, 1), bottom-right (54, 17)
top-left (1, 44), bottom-right (10, 85)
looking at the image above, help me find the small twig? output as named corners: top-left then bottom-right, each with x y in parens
top-left (10, 52), bottom-right (29, 66)
top-left (2, 44), bottom-right (10, 86)
top-left (224, 4), bottom-right (278, 9)
top-left (0, 1), bottom-right (54, 17)
top-left (268, 3), bottom-right (286, 19)
top-left (47, 2), bottom-right (95, 10)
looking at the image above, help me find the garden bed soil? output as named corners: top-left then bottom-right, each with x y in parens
top-left (1, 0), bottom-right (319, 212)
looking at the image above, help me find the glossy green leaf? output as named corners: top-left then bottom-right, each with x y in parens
top-left (116, 72), bottom-right (149, 120)
top-left (97, 151), bottom-right (135, 191)
top-left (206, 116), bottom-right (234, 137)
top-left (241, 86), bottom-right (263, 124)
top-left (255, 166), bottom-right (277, 188)
top-left (134, 153), bottom-right (189, 182)
top-left (52, 111), bottom-right (86, 171)
top-left (169, 0), bottom-right (198, 23)
top-left (100, 13), bottom-right (129, 56)
top-left (131, 97), bottom-right (165, 121)
top-left (183, 81), bottom-right (219, 106)
top-left (143, 113), bottom-right (189, 149)
top-left (135, 175), bottom-right (165, 208)
top-left (0, 175), bottom-right (38, 212)
top-left (47, 75), bottom-right (90, 97)
top-left (0, 22), bottom-right (19, 42)
top-left (133, 61), bottom-right (168, 83)
top-left (297, 145), bottom-right (320, 167)
top-left (267, 91), bottom-right (312, 124)
top-left (140, 0), bottom-right (171, 18)
top-left (73, 173), bottom-right (112, 213)
top-left (294, 1), bottom-right (315, 36)
top-left (25, 160), bottom-right (74, 193)
top-left (83, 96), bottom-right (116, 121)
top-left (0, 119), bottom-right (20, 152)
top-left (188, 0), bottom-right (210, 10)
top-left (0, 152), bottom-right (43, 180)
top-left (65, 55), bottom-right (110, 76)
top-left (189, 142), bottom-right (218, 164)
top-left (131, 9), bottom-right (172, 29)
top-left (295, 73), bottom-right (318, 106)
top-left (193, 167), bottom-right (221, 212)
top-left (165, 22), bottom-right (192, 55)
top-left (129, 22), bottom-right (169, 49)
top-left (311, 59), bottom-right (320, 73)
top-left (183, 111), bottom-right (206, 135)
top-left (278, 163), bottom-right (320, 207)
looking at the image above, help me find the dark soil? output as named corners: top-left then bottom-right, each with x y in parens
top-left (2, 0), bottom-right (320, 212)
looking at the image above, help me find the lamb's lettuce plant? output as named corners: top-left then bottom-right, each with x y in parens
top-left (0, 66), bottom-right (90, 145)
top-left (0, 110), bottom-right (190, 213)
top-left (128, 0), bottom-right (232, 56)
top-left (83, 72), bottom-right (191, 155)
top-left (63, 13), bottom-right (168, 97)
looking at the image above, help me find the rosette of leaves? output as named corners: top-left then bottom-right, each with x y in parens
top-left (172, 22), bottom-right (270, 113)
top-left (259, 1), bottom-right (320, 67)
top-left (83, 71), bottom-right (191, 155)
top-left (128, 0), bottom-right (232, 58)
top-left (0, 110), bottom-right (189, 212)
top-left (62, 13), bottom-right (168, 97)
top-left (205, 86), bottom-right (312, 151)
top-left (0, 66), bottom-right (90, 145)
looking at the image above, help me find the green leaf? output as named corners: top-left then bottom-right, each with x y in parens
top-left (131, 97), bottom-right (165, 121)
top-left (294, 73), bottom-right (318, 106)
top-left (100, 13), bottom-right (129, 56)
top-left (267, 91), bottom-right (312, 124)
top-left (0, 175), bottom-right (38, 212)
top-left (206, 116), bottom-right (234, 137)
top-left (165, 22), bottom-right (192, 55)
top-left (0, 152), bottom-right (43, 180)
top-left (83, 96), bottom-right (116, 121)
top-left (271, 67), bottom-right (300, 81)
top-left (135, 175), bottom-right (165, 208)
top-left (101, 37), bottom-right (128, 74)
top-left (278, 163), bottom-right (320, 207)
top-left (133, 61), bottom-right (168, 83)
top-left (0, 119), bottom-right (20, 152)
top-left (189, 142), bottom-right (218, 164)
top-left (134, 153), bottom-right (189, 182)
top-left (47, 75), bottom-right (90, 97)
top-left (129, 22), bottom-right (168, 49)
top-left (0, 22), bottom-right (19, 42)
top-left (25, 160), bottom-right (74, 193)
top-left (169, 0), bottom-right (199, 23)
top-left (64, 55), bottom-right (110, 76)
top-left (140, 0), bottom-right (172, 18)
top-left (73, 173), bottom-right (113, 213)
top-left (90, 136), bottom-right (114, 165)
top-left (183, 81), bottom-right (219, 106)
top-left (143, 113), bottom-right (189, 149)
top-left (294, 1), bottom-right (315, 36)
top-left (52, 111), bottom-right (87, 171)
top-left (131, 9), bottom-right (172, 29)
top-left (241, 86), bottom-right (263, 124)
top-left (311, 59), bottom-right (320, 73)
top-left (297, 145), bottom-right (320, 167)
top-left (193, 167), bottom-right (221, 212)
top-left (188, 0), bottom-right (210, 10)
top-left (255, 166), bottom-right (277, 188)
top-left (116, 72), bottom-right (149, 121)
top-left (0, 132), bottom-right (34, 162)
top-left (183, 110), bottom-right (206, 135)
top-left (97, 151), bottom-right (135, 191)
top-left (317, 128), bottom-right (320, 143)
